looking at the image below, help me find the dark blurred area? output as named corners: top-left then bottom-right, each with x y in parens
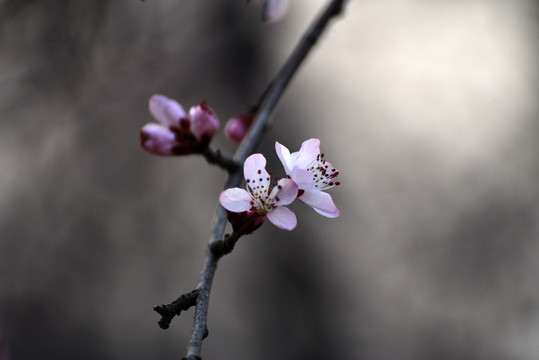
top-left (0, 0), bottom-right (538, 359)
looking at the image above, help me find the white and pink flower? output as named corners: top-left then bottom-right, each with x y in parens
top-left (275, 138), bottom-right (340, 218)
top-left (140, 94), bottom-right (219, 156)
top-left (220, 153), bottom-right (299, 230)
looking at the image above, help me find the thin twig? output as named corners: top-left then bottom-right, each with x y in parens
top-left (153, 290), bottom-right (199, 329)
top-left (184, 1), bottom-right (348, 358)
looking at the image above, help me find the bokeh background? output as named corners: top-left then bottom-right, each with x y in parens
top-left (1, 0), bottom-right (538, 359)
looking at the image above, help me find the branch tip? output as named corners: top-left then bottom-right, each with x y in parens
top-left (154, 289), bottom-right (199, 329)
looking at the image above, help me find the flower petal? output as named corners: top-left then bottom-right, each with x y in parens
top-left (275, 141), bottom-right (293, 174)
top-left (294, 138), bottom-right (320, 169)
top-left (139, 123), bottom-right (176, 156)
top-left (149, 94), bottom-right (186, 127)
top-left (244, 153), bottom-right (270, 188)
top-left (266, 206), bottom-right (297, 230)
top-left (273, 178), bottom-right (298, 206)
top-left (290, 168), bottom-right (315, 189)
top-left (299, 189), bottom-right (340, 218)
top-left (219, 188), bottom-right (253, 212)
top-left (189, 102), bottom-right (219, 143)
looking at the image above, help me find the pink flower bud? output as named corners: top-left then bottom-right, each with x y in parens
top-left (148, 94), bottom-right (187, 128)
top-left (189, 101), bottom-right (219, 144)
top-left (224, 113), bottom-right (253, 143)
top-left (139, 123), bottom-right (191, 156)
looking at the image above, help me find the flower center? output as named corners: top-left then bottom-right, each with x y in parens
top-left (246, 169), bottom-right (278, 213)
top-left (307, 153), bottom-right (340, 190)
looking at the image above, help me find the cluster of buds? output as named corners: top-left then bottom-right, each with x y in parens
top-left (140, 94), bottom-right (257, 156)
top-left (140, 94), bottom-right (219, 156)
top-left (220, 138), bottom-right (340, 233)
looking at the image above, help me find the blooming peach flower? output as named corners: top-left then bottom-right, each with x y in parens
top-left (140, 94), bottom-right (219, 156)
top-left (275, 138), bottom-right (340, 218)
top-left (220, 153), bottom-right (298, 230)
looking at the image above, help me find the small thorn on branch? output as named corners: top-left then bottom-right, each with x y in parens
top-left (154, 289), bottom-right (199, 329)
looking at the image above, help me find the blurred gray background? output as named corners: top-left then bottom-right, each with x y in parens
top-left (0, 0), bottom-right (538, 359)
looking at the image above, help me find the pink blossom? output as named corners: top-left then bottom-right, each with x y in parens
top-left (220, 153), bottom-right (298, 230)
top-left (275, 138), bottom-right (340, 218)
top-left (224, 113), bottom-right (253, 143)
top-left (140, 94), bottom-right (219, 156)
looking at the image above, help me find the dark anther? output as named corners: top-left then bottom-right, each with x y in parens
top-left (153, 289), bottom-right (199, 329)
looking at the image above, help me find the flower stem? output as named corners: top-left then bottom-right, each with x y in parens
top-left (199, 146), bottom-right (240, 173)
top-left (184, 1), bottom-right (349, 358)
top-left (210, 213), bottom-right (260, 256)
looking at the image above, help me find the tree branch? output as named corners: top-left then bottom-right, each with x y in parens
top-left (159, 1), bottom-right (349, 358)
